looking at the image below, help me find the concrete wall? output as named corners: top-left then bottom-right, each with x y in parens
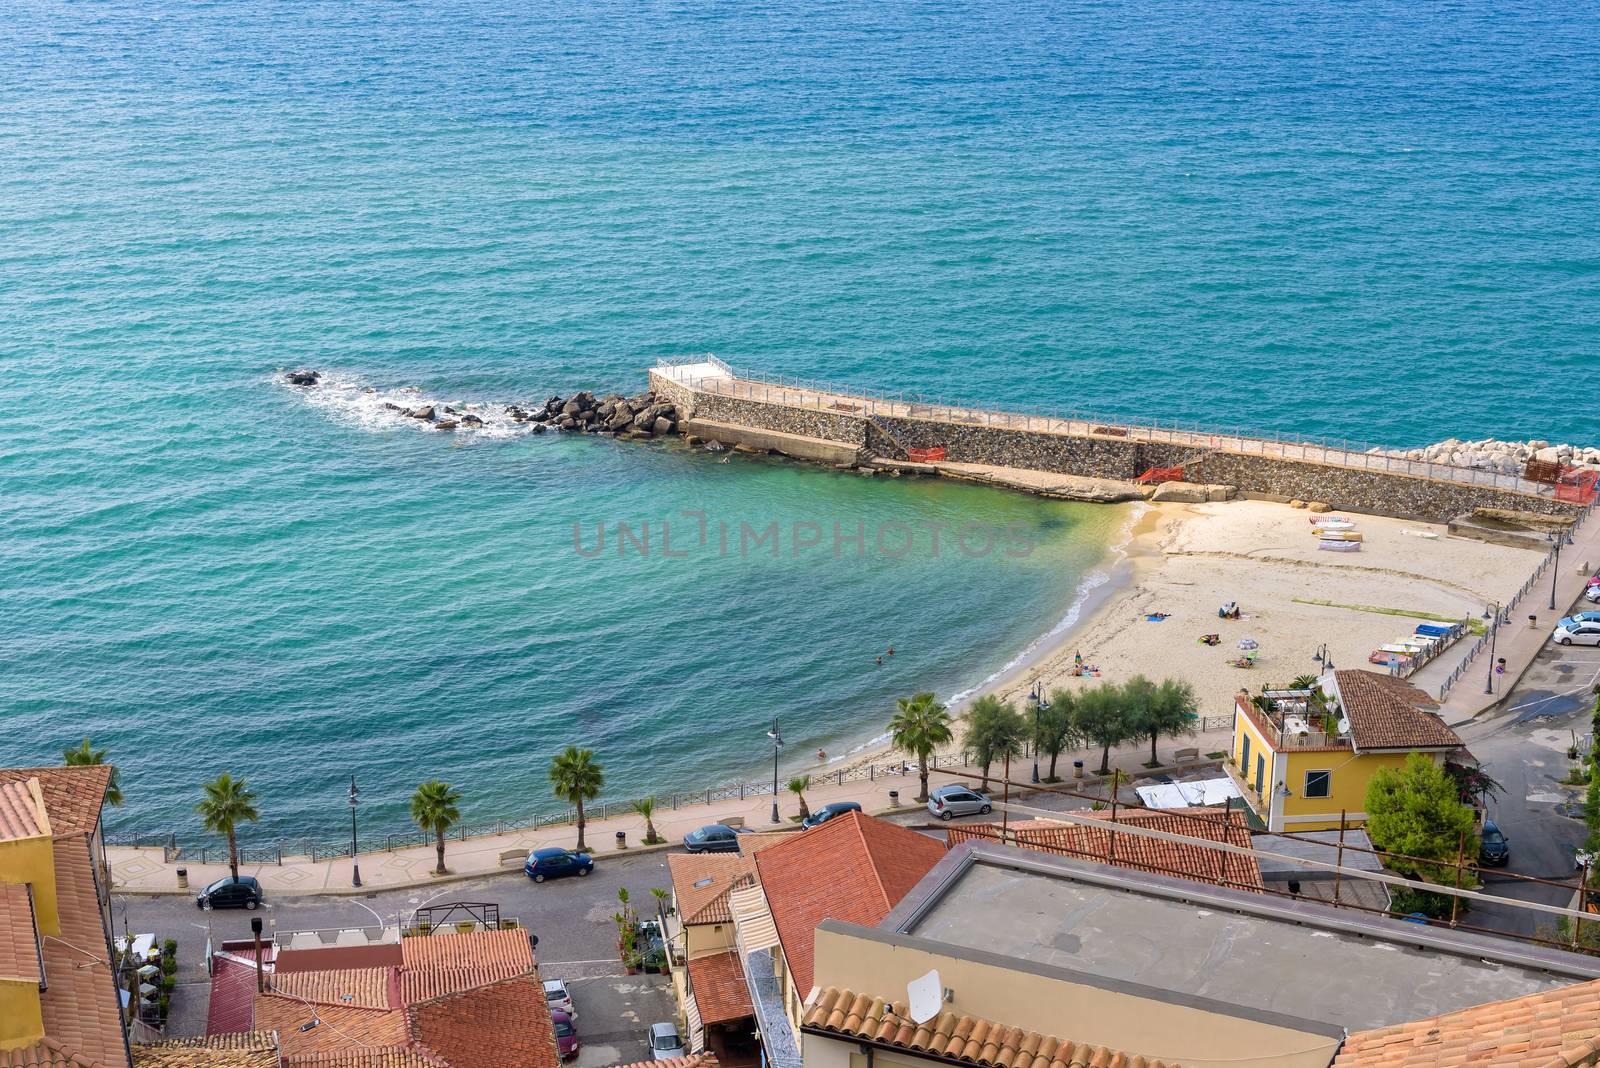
top-left (808, 923), bottom-right (1340, 1068)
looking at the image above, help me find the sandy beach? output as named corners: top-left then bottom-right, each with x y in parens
top-left (836, 497), bottom-right (1543, 770)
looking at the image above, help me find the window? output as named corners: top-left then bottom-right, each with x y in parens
top-left (1254, 754), bottom-right (1265, 793)
top-left (1304, 770), bottom-right (1332, 798)
top-left (1240, 734), bottom-right (1251, 769)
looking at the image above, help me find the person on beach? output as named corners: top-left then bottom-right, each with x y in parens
top-left (816, 748), bottom-right (826, 762)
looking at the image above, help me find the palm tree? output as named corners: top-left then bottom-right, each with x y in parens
top-left (889, 692), bottom-right (955, 803)
top-left (550, 747), bottom-right (605, 852)
top-left (195, 773), bottom-right (259, 880)
top-left (632, 797), bottom-right (660, 844)
top-left (409, 779), bottom-right (463, 875)
top-left (788, 775), bottom-right (812, 821)
top-left (63, 737), bottom-right (122, 806)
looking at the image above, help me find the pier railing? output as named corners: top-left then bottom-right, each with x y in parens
top-left (657, 357), bottom-right (1552, 498)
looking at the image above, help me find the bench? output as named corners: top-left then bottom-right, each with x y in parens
top-left (1172, 748), bottom-right (1200, 764)
top-left (720, 817), bottom-right (745, 830)
top-left (499, 849), bottom-right (526, 867)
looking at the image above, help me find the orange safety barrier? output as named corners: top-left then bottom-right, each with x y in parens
top-left (907, 447), bottom-right (947, 463)
top-left (1134, 466), bottom-right (1184, 484)
top-left (1556, 467), bottom-right (1599, 504)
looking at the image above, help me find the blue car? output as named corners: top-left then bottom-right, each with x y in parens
top-left (525, 847), bottom-right (594, 882)
top-left (801, 801), bottom-right (862, 830)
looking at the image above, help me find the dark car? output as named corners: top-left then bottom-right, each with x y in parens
top-left (196, 875), bottom-right (262, 911)
top-left (1479, 820), bottom-right (1510, 866)
top-left (682, 824), bottom-right (750, 853)
top-left (801, 801), bottom-right (862, 830)
top-left (525, 847), bottom-right (594, 882)
top-left (552, 1010), bottom-right (579, 1059)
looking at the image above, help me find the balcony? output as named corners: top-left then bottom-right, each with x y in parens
top-left (1238, 689), bottom-right (1352, 752)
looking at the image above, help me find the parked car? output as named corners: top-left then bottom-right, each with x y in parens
top-left (1479, 820), bottom-right (1509, 866)
top-left (682, 824), bottom-right (750, 853)
top-left (927, 784), bottom-right (991, 821)
top-left (196, 875), bottom-right (262, 910)
top-left (552, 1010), bottom-right (579, 1059)
top-left (524, 847), bottom-right (594, 882)
top-left (1586, 584), bottom-right (1600, 604)
top-left (544, 978), bottom-right (576, 1020)
top-left (632, 919), bottom-right (667, 972)
top-left (801, 801), bottom-right (862, 829)
top-left (1552, 622), bottom-right (1600, 647)
top-left (1559, 611), bottom-right (1600, 628)
top-left (648, 1022), bottom-right (685, 1060)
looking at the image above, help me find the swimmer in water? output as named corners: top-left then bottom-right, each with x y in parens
top-left (816, 748), bottom-right (826, 762)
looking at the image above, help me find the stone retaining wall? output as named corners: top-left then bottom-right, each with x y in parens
top-left (689, 391), bottom-right (867, 446)
top-left (867, 416), bottom-right (1192, 481)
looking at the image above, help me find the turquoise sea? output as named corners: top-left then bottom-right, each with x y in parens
top-left (4, 0), bottom-right (1598, 843)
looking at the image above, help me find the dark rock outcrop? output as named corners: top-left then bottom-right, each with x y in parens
top-left (285, 370), bottom-right (322, 386)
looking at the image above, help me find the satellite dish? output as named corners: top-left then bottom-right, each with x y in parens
top-left (907, 969), bottom-right (943, 1025)
top-left (1337, 718), bottom-right (1351, 735)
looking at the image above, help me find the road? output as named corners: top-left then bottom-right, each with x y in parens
top-left (1456, 631), bottom-right (1600, 939)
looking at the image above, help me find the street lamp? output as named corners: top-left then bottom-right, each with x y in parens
top-left (1484, 603), bottom-right (1501, 696)
top-left (1312, 644), bottom-right (1334, 673)
top-left (1029, 681), bottom-right (1047, 785)
top-left (1550, 532), bottom-right (1566, 611)
top-left (767, 718), bottom-right (784, 824)
top-left (348, 776), bottom-right (361, 888)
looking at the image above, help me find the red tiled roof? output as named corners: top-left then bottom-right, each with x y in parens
top-left (1333, 670), bottom-right (1462, 751)
top-left (686, 951), bottom-right (753, 1025)
top-left (0, 767), bottom-right (111, 839)
top-left (0, 836), bottom-right (128, 1068)
top-left (948, 808), bottom-right (1263, 892)
top-left (804, 987), bottom-right (1177, 1068)
top-left (0, 779), bottom-right (47, 842)
top-left (133, 1031), bottom-right (279, 1067)
top-left (667, 854), bottom-right (756, 925)
top-left (0, 882), bottom-right (42, 984)
top-left (409, 975), bottom-right (555, 1068)
top-left (607, 1056), bottom-right (719, 1068)
top-left (272, 966), bottom-right (395, 1010)
top-left (754, 811), bottom-right (945, 996)
top-left (1333, 977), bottom-right (1600, 1067)
top-left (208, 953), bottom-right (263, 1035)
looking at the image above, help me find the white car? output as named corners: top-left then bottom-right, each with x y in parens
top-left (544, 978), bottom-right (576, 1021)
top-left (1553, 622), bottom-right (1600, 647)
top-left (1586, 585), bottom-right (1600, 604)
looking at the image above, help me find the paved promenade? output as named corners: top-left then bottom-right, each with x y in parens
top-left (107, 726), bottom-right (1234, 896)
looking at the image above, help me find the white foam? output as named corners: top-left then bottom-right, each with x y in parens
top-left (279, 372), bottom-right (541, 440)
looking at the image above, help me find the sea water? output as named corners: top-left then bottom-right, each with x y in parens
top-left (3, 0), bottom-right (1597, 841)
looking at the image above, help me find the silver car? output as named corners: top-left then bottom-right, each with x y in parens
top-left (649, 1022), bottom-right (685, 1060)
top-left (928, 784), bottom-right (991, 820)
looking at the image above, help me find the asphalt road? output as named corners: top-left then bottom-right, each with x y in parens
top-left (1456, 632), bottom-right (1600, 938)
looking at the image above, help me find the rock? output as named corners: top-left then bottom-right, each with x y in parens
top-left (460, 414), bottom-right (484, 428)
top-left (1307, 501), bottom-right (1332, 513)
top-left (412, 405), bottom-right (436, 421)
top-left (383, 402), bottom-right (404, 412)
top-left (653, 416), bottom-right (674, 436)
top-left (558, 416), bottom-right (576, 430)
top-left (684, 435), bottom-right (703, 446)
top-left (704, 440), bottom-right (725, 452)
top-left (529, 423), bottom-right (545, 434)
top-left (1150, 482), bottom-right (1209, 503)
top-left (562, 399), bottom-right (584, 417)
top-left (1535, 446), bottom-right (1563, 464)
top-left (505, 405), bottom-right (528, 422)
top-left (434, 420), bottom-right (458, 431)
top-left (442, 405), bottom-right (458, 415)
top-left (284, 370), bottom-right (321, 386)
top-left (1288, 499), bottom-right (1307, 509)
top-left (1206, 485), bottom-right (1236, 502)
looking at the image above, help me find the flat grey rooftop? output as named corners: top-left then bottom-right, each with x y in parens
top-left (889, 844), bottom-right (1599, 1032)
top-left (1252, 828), bottom-right (1386, 877)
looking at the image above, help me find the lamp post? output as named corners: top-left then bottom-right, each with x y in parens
top-left (1484, 604), bottom-right (1501, 695)
top-left (348, 776), bottom-right (361, 888)
top-left (1550, 532), bottom-right (1565, 611)
top-left (767, 718), bottom-right (784, 824)
top-left (1312, 644), bottom-right (1334, 674)
top-left (1029, 681), bottom-right (1046, 785)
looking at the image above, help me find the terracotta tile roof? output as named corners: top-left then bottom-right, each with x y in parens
top-left (733, 831), bottom-right (798, 855)
top-left (258, 996), bottom-right (412, 1059)
top-left (207, 953), bottom-right (261, 1035)
top-left (398, 928), bottom-right (534, 972)
top-left (273, 966), bottom-right (395, 1010)
top-left (408, 975), bottom-right (556, 1068)
top-left (803, 987), bottom-right (1177, 1068)
top-left (0, 779), bottom-right (48, 841)
top-left (606, 1056), bottom-right (718, 1068)
top-left (753, 811), bottom-right (946, 996)
top-left (948, 808), bottom-right (1264, 892)
top-left (0, 837), bottom-right (129, 1068)
top-left (1333, 670), bottom-right (1462, 751)
top-left (1334, 977), bottom-right (1600, 1067)
top-left (686, 950), bottom-right (753, 1025)
top-left (0, 767), bottom-right (111, 839)
top-left (0, 882), bottom-right (43, 984)
top-left (133, 1031), bottom-right (279, 1067)
top-left (668, 854), bottom-right (756, 925)
top-left (285, 1054), bottom-right (441, 1068)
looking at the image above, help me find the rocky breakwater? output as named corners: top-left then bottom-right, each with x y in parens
top-left (1372, 438), bottom-right (1600, 475)
top-left (504, 390), bottom-right (681, 438)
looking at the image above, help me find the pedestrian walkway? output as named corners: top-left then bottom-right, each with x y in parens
top-left (107, 726), bottom-right (1235, 897)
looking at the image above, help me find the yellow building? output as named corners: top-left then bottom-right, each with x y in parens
top-left (0, 764), bottom-right (126, 1066)
top-left (664, 852), bottom-right (760, 1065)
top-left (1228, 669), bottom-right (1466, 832)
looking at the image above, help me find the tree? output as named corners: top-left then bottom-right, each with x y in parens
top-left (409, 779), bottom-right (462, 875)
top-left (632, 797), bottom-right (660, 844)
top-left (550, 746), bottom-right (605, 852)
top-left (63, 737), bottom-right (122, 806)
top-left (1129, 678), bottom-right (1198, 766)
top-left (195, 773), bottom-right (259, 881)
top-left (787, 776), bottom-right (812, 821)
top-left (965, 695), bottom-right (1025, 790)
top-left (1072, 683), bottom-right (1134, 776)
top-left (1038, 690), bottom-right (1080, 781)
top-left (1365, 753), bottom-right (1479, 888)
top-left (889, 692), bottom-right (955, 802)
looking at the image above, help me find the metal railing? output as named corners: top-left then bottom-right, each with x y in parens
top-left (655, 357), bottom-right (1559, 498)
